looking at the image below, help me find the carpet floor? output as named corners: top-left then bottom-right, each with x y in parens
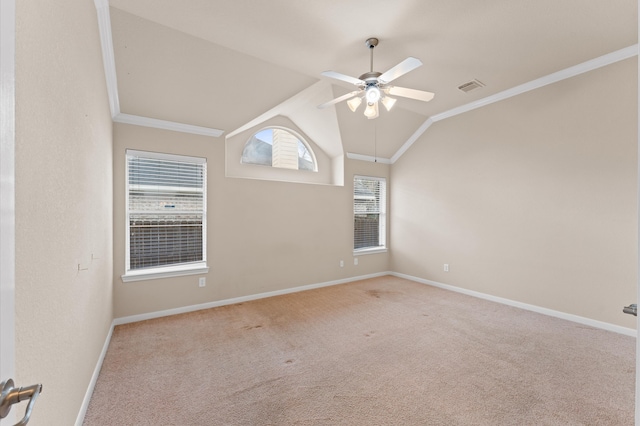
top-left (83, 276), bottom-right (635, 425)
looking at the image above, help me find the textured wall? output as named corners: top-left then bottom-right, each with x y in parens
top-left (112, 123), bottom-right (390, 318)
top-left (15, 0), bottom-right (114, 424)
top-left (390, 58), bottom-right (637, 328)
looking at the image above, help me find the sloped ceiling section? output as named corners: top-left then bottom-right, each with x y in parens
top-left (226, 82), bottom-right (343, 159)
top-left (109, 7), bottom-right (317, 133)
top-left (99, 1), bottom-right (638, 163)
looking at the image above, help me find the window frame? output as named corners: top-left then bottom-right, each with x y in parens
top-left (240, 126), bottom-right (318, 172)
top-left (353, 175), bottom-right (387, 255)
top-left (122, 149), bottom-right (209, 282)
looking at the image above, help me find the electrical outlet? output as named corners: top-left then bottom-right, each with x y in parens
top-left (340, 260), bottom-right (344, 268)
top-left (444, 264), bottom-right (449, 272)
top-left (198, 277), bottom-right (206, 287)
top-left (354, 258), bottom-right (358, 266)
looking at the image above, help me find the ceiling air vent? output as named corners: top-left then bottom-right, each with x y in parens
top-left (457, 79), bottom-right (485, 93)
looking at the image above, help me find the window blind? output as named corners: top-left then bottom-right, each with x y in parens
top-left (354, 176), bottom-right (386, 250)
top-left (126, 150), bottom-right (206, 271)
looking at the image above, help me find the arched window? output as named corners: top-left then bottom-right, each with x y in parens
top-left (241, 127), bottom-right (316, 172)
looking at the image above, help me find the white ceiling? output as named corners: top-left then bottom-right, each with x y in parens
top-left (106, 0), bottom-right (637, 159)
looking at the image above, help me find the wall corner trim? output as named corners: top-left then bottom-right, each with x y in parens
top-left (390, 117), bottom-right (434, 164)
top-left (390, 272), bottom-right (637, 337)
top-left (94, 0), bottom-right (120, 118)
top-left (74, 322), bottom-right (115, 426)
top-left (391, 44), bottom-right (639, 163)
top-left (114, 113), bottom-right (225, 137)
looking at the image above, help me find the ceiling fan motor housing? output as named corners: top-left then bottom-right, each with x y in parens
top-left (358, 71), bottom-right (382, 82)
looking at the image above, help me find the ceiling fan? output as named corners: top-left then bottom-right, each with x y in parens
top-left (318, 38), bottom-right (435, 119)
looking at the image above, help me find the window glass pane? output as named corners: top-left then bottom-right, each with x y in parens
top-left (241, 128), bottom-right (316, 172)
top-left (127, 152), bottom-right (206, 271)
top-left (298, 141), bottom-right (314, 171)
top-left (241, 129), bottom-right (272, 166)
top-left (354, 176), bottom-right (386, 250)
top-left (354, 214), bottom-right (380, 249)
top-left (129, 214), bottom-right (203, 269)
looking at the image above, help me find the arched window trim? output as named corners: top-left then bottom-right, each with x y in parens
top-left (241, 126), bottom-right (318, 172)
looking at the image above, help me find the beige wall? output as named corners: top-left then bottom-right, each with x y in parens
top-left (15, 1), bottom-right (114, 425)
top-left (390, 58), bottom-right (637, 328)
top-left (8, 3), bottom-right (637, 425)
top-left (113, 123), bottom-right (390, 318)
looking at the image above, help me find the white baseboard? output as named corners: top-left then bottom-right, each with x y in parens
top-left (390, 271), bottom-right (637, 337)
top-left (114, 272), bottom-right (391, 326)
top-left (75, 321), bottom-right (115, 426)
top-left (77, 270), bottom-right (635, 424)
top-left (76, 272), bottom-right (388, 423)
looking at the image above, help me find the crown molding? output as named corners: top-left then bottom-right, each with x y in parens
top-left (391, 44), bottom-right (639, 163)
top-left (346, 152), bottom-right (391, 164)
top-left (93, 2), bottom-right (636, 160)
top-left (114, 113), bottom-right (225, 138)
top-left (390, 117), bottom-right (434, 164)
top-left (94, 0), bottom-right (120, 118)
top-left (93, 2), bottom-right (225, 137)
top-left (432, 44), bottom-right (638, 123)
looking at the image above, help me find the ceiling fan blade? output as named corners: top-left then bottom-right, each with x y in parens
top-left (317, 90), bottom-right (361, 109)
top-left (378, 57), bottom-right (423, 84)
top-left (387, 86), bottom-right (435, 102)
top-left (321, 71), bottom-right (365, 86)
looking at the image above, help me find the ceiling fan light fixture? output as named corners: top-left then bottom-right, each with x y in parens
top-left (365, 85), bottom-right (381, 104)
top-left (347, 96), bottom-right (363, 112)
top-left (364, 101), bottom-right (379, 119)
top-left (381, 96), bottom-right (396, 111)
top-left (319, 37), bottom-right (434, 118)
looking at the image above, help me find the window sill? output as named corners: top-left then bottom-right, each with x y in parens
top-left (121, 263), bottom-right (209, 282)
top-left (353, 247), bottom-right (388, 256)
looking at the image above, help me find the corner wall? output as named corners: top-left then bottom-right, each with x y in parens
top-left (113, 123), bottom-right (389, 318)
top-left (15, 1), bottom-right (114, 424)
top-left (390, 58), bottom-right (638, 328)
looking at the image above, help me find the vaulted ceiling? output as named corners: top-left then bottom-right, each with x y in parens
top-left (105, 0), bottom-right (637, 160)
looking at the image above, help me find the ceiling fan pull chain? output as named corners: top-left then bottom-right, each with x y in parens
top-left (374, 119), bottom-right (377, 163)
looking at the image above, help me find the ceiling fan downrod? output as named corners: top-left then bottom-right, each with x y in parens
top-left (366, 38), bottom-right (378, 73)
top-left (363, 38), bottom-right (381, 105)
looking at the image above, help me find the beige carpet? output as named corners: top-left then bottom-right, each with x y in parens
top-left (83, 276), bottom-right (635, 425)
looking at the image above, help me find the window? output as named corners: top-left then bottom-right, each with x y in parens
top-left (123, 150), bottom-right (208, 281)
top-left (354, 176), bottom-right (387, 253)
top-left (241, 127), bottom-right (316, 171)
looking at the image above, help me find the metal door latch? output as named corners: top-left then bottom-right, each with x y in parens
top-left (0, 379), bottom-right (42, 426)
top-left (623, 304), bottom-right (637, 316)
